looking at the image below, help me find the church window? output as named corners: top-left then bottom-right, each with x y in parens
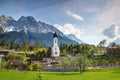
top-left (55, 52), bottom-right (57, 54)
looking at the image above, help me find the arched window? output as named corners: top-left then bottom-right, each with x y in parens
top-left (55, 52), bottom-right (57, 54)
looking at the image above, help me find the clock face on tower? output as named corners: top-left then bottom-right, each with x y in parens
top-left (55, 52), bottom-right (57, 54)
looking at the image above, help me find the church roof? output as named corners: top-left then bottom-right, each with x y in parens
top-left (53, 32), bottom-right (58, 38)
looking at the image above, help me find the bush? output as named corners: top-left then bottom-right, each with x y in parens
top-left (31, 62), bottom-right (41, 71)
top-left (1, 60), bottom-right (7, 69)
top-left (26, 65), bottom-right (33, 71)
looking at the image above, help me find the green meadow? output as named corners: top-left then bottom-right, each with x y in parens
top-left (0, 68), bottom-right (120, 80)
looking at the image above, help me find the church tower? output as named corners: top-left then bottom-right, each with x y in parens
top-left (51, 32), bottom-right (60, 57)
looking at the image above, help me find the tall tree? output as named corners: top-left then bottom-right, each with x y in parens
top-left (108, 42), bottom-right (116, 47)
top-left (21, 41), bottom-right (29, 52)
top-left (58, 57), bottom-right (71, 72)
top-left (99, 39), bottom-right (107, 47)
top-left (33, 41), bottom-right (40, 55)
top-left (76, 53), bottom-right (89, 73)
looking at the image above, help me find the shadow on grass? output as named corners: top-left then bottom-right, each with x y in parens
top-left (37, 71), bottom-right (82, 76)
top-left (112, 71), bottom-right (120, 74)
top-left (53, 72), bottom-right (82, 76)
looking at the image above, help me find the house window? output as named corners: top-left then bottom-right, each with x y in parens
top-left (55, 52), bottom-right (57, 54)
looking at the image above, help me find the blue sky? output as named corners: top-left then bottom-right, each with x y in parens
top-left (0, 0), bottom-right (120, 45)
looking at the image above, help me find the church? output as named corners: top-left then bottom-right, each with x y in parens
top-left (51, 32), bottom-right (60, 57)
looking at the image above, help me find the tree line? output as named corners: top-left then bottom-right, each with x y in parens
top-left (0, 39), bottom-right (120, 72)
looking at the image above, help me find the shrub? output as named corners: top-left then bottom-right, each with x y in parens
top-left (31, 62), bottom-right (41, 71)
top-left (26, 65), bottom-right (33, 71)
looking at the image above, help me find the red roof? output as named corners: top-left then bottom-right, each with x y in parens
top-left (7, 60), bottom-right (24, 65)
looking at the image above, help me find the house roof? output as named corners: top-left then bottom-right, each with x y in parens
top-left (7, 60), bottom-right (24, 65)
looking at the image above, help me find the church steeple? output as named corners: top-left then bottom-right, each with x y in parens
top-left (51, 32), bottom-right (60, 57)
top-left (53, 32), bottom-right (58, 38)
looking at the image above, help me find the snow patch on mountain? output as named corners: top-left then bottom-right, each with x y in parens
top-left (23, 26), bottom-right (28, 33)
top-left (4, 26), bottom-right (17, 32)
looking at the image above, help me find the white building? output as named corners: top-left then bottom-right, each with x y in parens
top-left (51, 32), bottom-right (60, 57)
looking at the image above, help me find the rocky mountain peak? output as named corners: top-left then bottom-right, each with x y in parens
top-left (0, 15), bottom-right (15, 24)
top-left (0, 15), bottom-right (16, 30)
top-left (16, 16), bottom-right (39, 32)
top-left (18, 16), bottom-right (37, 23)
top-left (0, 15), bottom-right (14, 20)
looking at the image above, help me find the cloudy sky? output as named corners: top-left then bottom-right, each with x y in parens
top-left (0, 0), bottom-right (120, 45)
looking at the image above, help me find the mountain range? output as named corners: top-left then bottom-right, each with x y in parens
top-left (0, 15), bottom-right (82, 46)
top-left (66, 34), bottom-right (83, 43)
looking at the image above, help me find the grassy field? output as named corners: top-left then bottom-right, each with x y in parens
top-left (0, 68), bottom-right (120, 80)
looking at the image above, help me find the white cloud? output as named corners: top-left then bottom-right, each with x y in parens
top-left (65, 11), bottom-right (84, 21)
top-left (54, 23), bottom-right (83, 39)
top-left (96, 0), bottom-right (120, 26)
top-left (86, 0), bottom-right (120, 44)
top-left (102, 24), bottom-right (120, 43)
